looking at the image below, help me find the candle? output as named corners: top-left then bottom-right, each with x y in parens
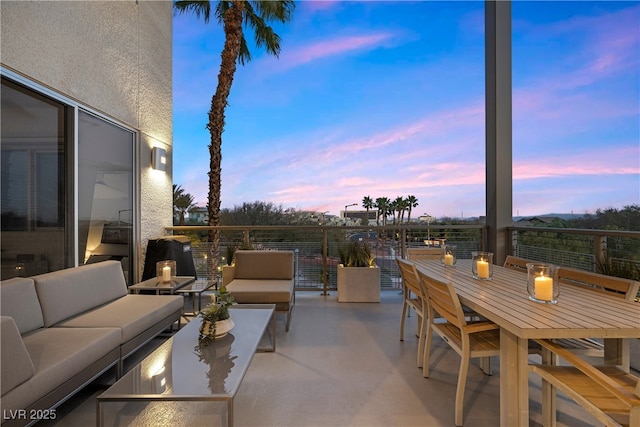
top-left (162, 265), bottom-right (171, 282)
top-left (444, 253), bottom-right (454, 266)
top-left (534, 275), bottom-right (553, 301)
top-left (476, 260), bottom-right (489, 278)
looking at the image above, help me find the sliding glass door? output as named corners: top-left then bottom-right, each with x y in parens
top-left (1, 77), bottom-right (135, 284)
top-left (78, 111), bottom-right (134, 283)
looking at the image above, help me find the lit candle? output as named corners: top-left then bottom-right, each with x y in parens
top-left (162, 266), bottom-right (171, 282)
top-left (476, 260), bottom-right (489, 278)
top-left (534, 275), bottom-right (553, 301)
top-left (444, 253), bottom-right (454, 266)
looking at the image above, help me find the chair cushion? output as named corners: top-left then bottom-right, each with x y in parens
top-left (55, 294), bottom-right (183, 342)
top-left (0, 277), bottom-right (44, 334)
top-left (227, 279), bottom-right (293, 304)
top-left (0, 317), bottom-right (35, 396)
top-left (234, 251), bottom-right (294, 280)
top-left (1, 326), bottom-right (120, 414)
top-left (33, 261), bottom-right (127, 327)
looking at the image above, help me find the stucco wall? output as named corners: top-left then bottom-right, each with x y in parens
top-left (1, 1), bottom-right (173, 280)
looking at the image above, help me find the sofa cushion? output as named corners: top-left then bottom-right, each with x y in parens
top-left (0, 277), bottom-right (44, 334)
top-left (227, 279), bottom-right (294, 304)
top-left (54, 294), bottom-right (183, 343)
top-left (234, 250), bottom-right (294, 280)
top-left (33, 260), bottom-right (127, 327)
top-left (1, 317), bottom-right (35, 396)
top-left (0, 326), bottom-right (120, 415)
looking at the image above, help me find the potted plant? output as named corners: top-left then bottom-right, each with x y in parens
top-left (198, 286), bottom-right (235, 345)
top-left (337, 241), bottom-right (380, 302)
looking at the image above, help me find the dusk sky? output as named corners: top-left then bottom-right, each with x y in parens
top-left (173, 1), bottom-right (639, 219)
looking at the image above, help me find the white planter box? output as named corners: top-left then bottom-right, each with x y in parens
top-left (337, 266), bottom-right (380, 302)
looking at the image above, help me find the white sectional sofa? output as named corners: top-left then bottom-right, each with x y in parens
top-left (0, 261), bottom-right (183, 427)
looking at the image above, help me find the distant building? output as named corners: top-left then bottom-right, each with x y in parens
top-left (342, 210), bottom-right (377, 221)
top-left (189, 207), bottom-right (208, 224)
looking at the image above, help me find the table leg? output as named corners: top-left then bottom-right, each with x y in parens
top-left (499, 328), bottom-right (529, 427)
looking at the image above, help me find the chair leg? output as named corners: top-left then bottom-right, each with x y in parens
top-left (455, 352), bottom-right (471, 427)
top-left (480, 356), bottom-right (492, 375)
top-left (422, 322), bottom-right (433, 378)
top-left (400, 300), bottom-right (408, 341)
top-left (285, 306), bottom-right (293, 332)
top-left (417, 312), bottom-right (427, 368)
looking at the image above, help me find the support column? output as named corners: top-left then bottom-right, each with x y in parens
top-left (485, 0), bottom-right (512, 265)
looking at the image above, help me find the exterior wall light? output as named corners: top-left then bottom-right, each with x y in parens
top-left (151, 147), bottom-right (167, 171)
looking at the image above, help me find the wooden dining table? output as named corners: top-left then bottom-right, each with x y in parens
top-left (413, 258), bottom-right (640, 427)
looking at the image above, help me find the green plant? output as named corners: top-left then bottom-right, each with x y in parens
top-left (226, 245), bottom-right (236, 265)
top-left (198, 285), bottom-right (235, 345)
top-left (339, 241), bottom-right (374, 267)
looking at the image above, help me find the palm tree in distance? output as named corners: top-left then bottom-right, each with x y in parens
top-left (406, 195), bottom-right (419, 223)
top-left (173, 0), bottom-right (295, 278)
top-left (173, 184), bottom-right (196, 226)
top-left (375, 197), bottom-right (391, 226)
top-left (362, 196), bottom-right (373, 226)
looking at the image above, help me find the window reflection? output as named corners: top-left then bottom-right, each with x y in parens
top-left (1, 78), bottom-right (67, 277)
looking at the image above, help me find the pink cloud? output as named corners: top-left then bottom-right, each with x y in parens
top-left (300, 0), bottom-right (341, 13)
top-left (264, 33), bottom-right (393, 72)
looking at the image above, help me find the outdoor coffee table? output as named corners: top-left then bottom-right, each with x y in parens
top-left (128, 275), bottom-right (195, 295)
top-left (96, 305), bottom-right (275, 427)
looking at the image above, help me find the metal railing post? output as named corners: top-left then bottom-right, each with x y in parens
top-left (322, 227), bottom-right (328, 295)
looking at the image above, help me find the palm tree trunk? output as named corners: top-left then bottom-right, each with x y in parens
top-left (206, 1), bottom-right (244, 280)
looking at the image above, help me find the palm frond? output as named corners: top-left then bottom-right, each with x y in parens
top-left (173, 0), bottom-right (212, 23)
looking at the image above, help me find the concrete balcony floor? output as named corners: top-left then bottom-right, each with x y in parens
top-left (42, 291), bottom-right (603, 426)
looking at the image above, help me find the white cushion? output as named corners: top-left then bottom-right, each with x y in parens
top-left (33, 261), bottom-right (127, 327)
top-left (0, 277), bottom-right (44, 334)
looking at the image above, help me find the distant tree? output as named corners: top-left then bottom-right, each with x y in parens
top-left (220, 201), bottom-right (300, 225)
top-left (173, 184), bottom-right (196, 226)
top-left (362, 196), bottom-right (373, 226)
top-left (393, 196), bottom-right (408, 224)
top-left (375, 197), bottom-right (391, 226)
top-left (406, 195), bottom-right (418, 223)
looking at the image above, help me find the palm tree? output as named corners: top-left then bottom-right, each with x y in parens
top-left (173, 1), bottom-right (295, 278)
top-left (173, 184), bottom-right (196, 226)
top-left (362, 196), bottom-right (373, 226)
top-left (375, 197), bottom-right (391, 226)
top-left (393, 196), bottom-right (407, 224)
top-left (406, 195), bottom-right (419, 223)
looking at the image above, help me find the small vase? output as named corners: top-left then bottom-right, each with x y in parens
top-left (200, 318), bottom-right (235, 341)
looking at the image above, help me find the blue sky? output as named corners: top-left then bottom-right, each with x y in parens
top-left (173, 1), bottom-right (639, 219)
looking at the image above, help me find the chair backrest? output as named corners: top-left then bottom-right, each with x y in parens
top-left (557, 266), bottom-right (639, 301)
top-left (417, 268), bottom-right (466, 328)
top-left (396, 258), bottom-right (425, 300)
top-left (406, 247), bottom-right (441, 261)
top-left (503, 255), bottom-right (534, 273)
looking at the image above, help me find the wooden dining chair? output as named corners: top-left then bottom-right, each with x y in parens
top-left (503, 255), bottom-right (534, 273)
top-left (535, 267), bottom-right (640, 370)
top-left (417, 269), bottom-right (500, 426)
top-left (396, 258), bottom-right (428, 368)
top-left (406, 247), bottom-right (441, 261)
top-left (556, 268), bottom-right (638, 367)
top-left (530, 338), bottom-right (640, 427)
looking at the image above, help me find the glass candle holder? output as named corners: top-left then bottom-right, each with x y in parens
top-left (441, 244), bottom-right (457, 267)
top-left (526, 262), bottom-right (559, 304)
top-left (156, 260), bottom-right (176, 283)
top-left (471, 251), bottom-right (493, 280)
